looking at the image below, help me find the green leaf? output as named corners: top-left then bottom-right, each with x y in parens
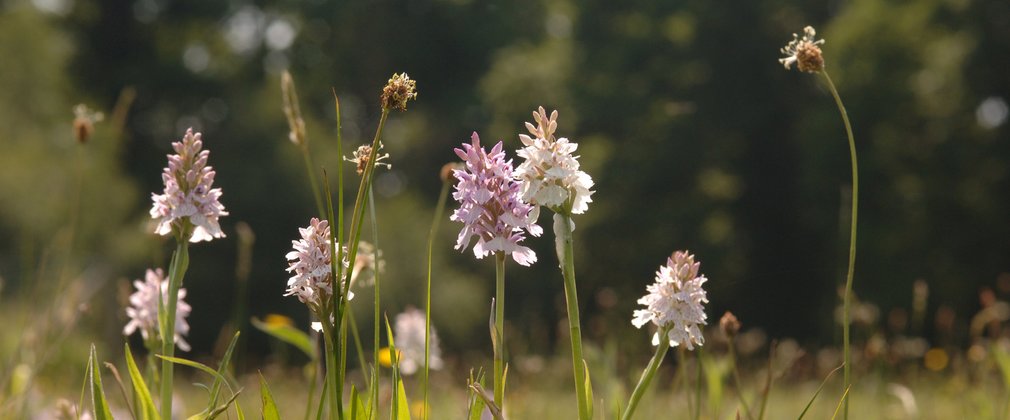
top-left (797, 363), bottom-right (844, 420)
top-left (124, 344), bottom-right (159, 420)
top-left (394, 377), bottom-right (411, 420)
top-left (259, 372), bottom-right (280, 420)
top-left (88, 344), bottom-right (115, 420)
top-left (252, 317), bottom-right (316, 360)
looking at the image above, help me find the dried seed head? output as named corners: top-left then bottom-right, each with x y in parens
top-left (281, 71), bottom-right (307, 146)
top-left (440, 162), bottom-right (463, 182)
top-left (780, 26), bottom-right (825, 73)
top-left (380, 72), bottom-right (418, 111)
top-left (720, 311), bottom-right (741, 338)
top-left (72, 104), bottom-right (103, 144)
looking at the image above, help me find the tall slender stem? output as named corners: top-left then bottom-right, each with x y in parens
top-left (424, 179), bottom-right (451, 420)
top-left (322, 321), bottom-right (340, 420)
top-left (621, 328), bottom-right (671, 420)
top-left (821, 69), bottom-right (858, 420)
top-left (555, 212), bottom-right (590, 420)
top-left (160, 237), bottom-right (189, 420)
top-left (493, 252), bottom-right (506, 409)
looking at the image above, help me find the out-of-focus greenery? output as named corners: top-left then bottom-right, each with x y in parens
top-left (1, 0), bottom-right (1008, 377)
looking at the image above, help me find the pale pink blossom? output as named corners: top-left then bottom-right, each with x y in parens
top-left (123, 268), bottom-right (192, 351)
top-left (450, 132), bottom-right (542, 266)
top-left (150, 128), bottom-right (228, 242)
top-left (632, 251), bottom-right (709, 350)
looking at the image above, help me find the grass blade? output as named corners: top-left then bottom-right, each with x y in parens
top-left (797, 363), bottom-right (844, 420)
top-left (830, 385), bottom-right (852, 420)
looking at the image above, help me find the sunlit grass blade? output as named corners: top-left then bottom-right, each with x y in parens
top-left (797, 363), bottom-right (844, 420)
top-left (88, 344), bottom-right (114, 420)
top-left (252, 316), bottom-right (317, 360)
top-left (124, 344), bottom-right (158, 420)
top-left (260, 372), bottom-right (280, 420)
top-left (465, 369), bottom-right (487, 420)
top-left (830, 385), bottom-right (852, 420)
top-left (582, 360), bottom-right (594, 420)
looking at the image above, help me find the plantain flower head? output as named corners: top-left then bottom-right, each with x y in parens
top-left (779, 26), bottom-right (825, 73)
top-left (450, 132), bottom-right (543, 266)
top-left (150, 128), bottom-right (228, 242)
top-left (123, 268), bottom-right (192, 351)
top-left (632, 251), bottom-right (709, 350)
top-left (514, 107), bottom-right (594, 215)
top-left (381, 73), bottom-right (418, 111)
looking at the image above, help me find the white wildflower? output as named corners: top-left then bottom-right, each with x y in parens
top-left (632, 251), bottom-right (708, 350)
top-left (514, 107), bottom-right (594, 215)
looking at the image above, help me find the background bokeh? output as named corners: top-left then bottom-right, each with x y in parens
top-left (1, 0), bottom-right (1009, 371)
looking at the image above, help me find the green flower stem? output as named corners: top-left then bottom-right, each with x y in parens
top-left (336, 107), bottom-right (389, 417)
top-left (493, 252), bottom-right (506, 409)
top-left (159, 234), bottom-right (189, 420)
top-left (367, 184), bottom-right (381, 418)
top-left (321, 320), bottom-right (340, 420)
top-left (424, 179), bottom-right (452, 420)
top-left (555, 212), bottom-right (590, 420)
top-left (621, 328), bottom-right (671, 420)
top-left (821, 69), bottom-right (858, 420)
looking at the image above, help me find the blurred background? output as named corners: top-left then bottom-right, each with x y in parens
top-left (1, 0), bottom-right (1009, 398)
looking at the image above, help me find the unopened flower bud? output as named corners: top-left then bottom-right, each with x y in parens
top-left (720, 311), bottom-right (741, 338)
top-left (381, 73), bottom-right (418, 111)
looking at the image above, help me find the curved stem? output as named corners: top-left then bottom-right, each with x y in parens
top-left (423, 180), bottom-right (451, 420)
top-left (493, 252), bottom-right (507, 409)
top-left (621, 329), bottom-right (671, 420)
top-left (556, 213), bottom-right (590, 420)
top-left (821, 69), bottom-right (858, 420)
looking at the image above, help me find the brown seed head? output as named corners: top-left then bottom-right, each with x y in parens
top-left (795, 42), bottom-right (824, 73)
top-left (73, 117), bottom-right (93, 144)
top-left (440, 162), bottom-right (463, 182)
top-left (381, 73), bottom-right (418, 111)
top-left (720, 311), bottom-right (741, 338)
top-left (72, 104), bottom-right (103, 144)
